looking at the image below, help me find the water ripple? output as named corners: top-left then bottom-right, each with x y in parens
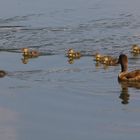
top-left (0, 13), bottom-right (140, 56)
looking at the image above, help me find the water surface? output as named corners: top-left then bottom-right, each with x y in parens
top-left (0, 0), bottom-right (140, 140)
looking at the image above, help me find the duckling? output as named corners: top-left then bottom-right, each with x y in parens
top-left (131, 44), bottom-right (140, 54)
top-left (94, 53), bottom-right (117, 66)
top-left (118, 54), bottom-right (140, 82)
top-left (67, 49), bottom-right (81, 59)
top-left (21, 48), bottom-right (29, 56)
top-left (101, 56), bottom-right (118, 66)
top-left (21, 48), bottom-right (40, 58)
top-left (0, 70), bottom-right (6, 78)
top-left (94, 53), bottom-right (102, 61)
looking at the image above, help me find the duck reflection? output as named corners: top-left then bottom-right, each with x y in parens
top-left (118, 80), bottom-right (140, 104)
top-left (95, 62), bottom-right (109, 70)
top-left (21, 55), bottom-right (39, 64)
top-left (67, 57), bottom-right (75, 64)
top-left (21, 56), bottom-right (30, 64)
top-left (67, 57), bottom-right (81, 64)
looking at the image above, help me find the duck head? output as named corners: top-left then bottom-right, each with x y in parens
top-left (117, 54), bottom-right (128, 72)
top-left (0, 70), bottom-right (6, 78)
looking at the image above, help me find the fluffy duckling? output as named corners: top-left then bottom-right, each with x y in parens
top-left (94, 53), bottom-right (117, 66)
top-left (131, 44), bottom-right (140, 54)
top-left (21, 48), bottom-right (40, 58)
top-left (118, 54), bottom-right (140, 82)
top-left (101, 56), bottom-right (118, 66)
top-left (67, 49), bottom-right (81, 59)
top-left (0, 70), bottom-right (6, 78)
top-left (95, 53), bottom-right (102, 61)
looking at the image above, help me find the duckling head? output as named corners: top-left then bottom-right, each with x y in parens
top-left (21, 48), bottom-right (29, 55)
top-left (132, 44), bottom-right (140, 53)
top-left (102, 56), bottom-right (109, 64)
top-left (67, 49), bottom-right (75, 57)
top-left (95, 53), bottom-right (102, 61)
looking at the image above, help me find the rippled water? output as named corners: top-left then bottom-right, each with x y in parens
top-left (1, 0), bottom-right (140, 140)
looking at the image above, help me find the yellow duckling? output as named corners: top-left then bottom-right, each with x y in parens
top-left (95, 53), bottom-right (102, 61)
top-left (67, 49), bottom-right (81, 59)
top-left (131, 44), bottom-right (140, 54)
top-left (94, 53), bottom-right (117, 66)
top-left (21, 48), bottom-right (40, 58)
top-left (101, 56), bottom-right (118, 66)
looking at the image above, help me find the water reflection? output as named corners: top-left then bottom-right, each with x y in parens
top-left (21, 56), bottom-right (30, 64)
top-left (21, 55), bottom-right (39, 64)
top-left (67, 57), bottom-right (81, 64)
top-left (119, 81), bottom-right (140, 104)
top-left (95, 62), bottom-right (110, 70)
top-left (119, 83), bottom-right (130, 104)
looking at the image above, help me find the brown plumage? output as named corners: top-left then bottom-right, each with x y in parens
top-left (0, 70), bottom-right (6, 78)
top-left (118, 54), bottom-right (140, 81)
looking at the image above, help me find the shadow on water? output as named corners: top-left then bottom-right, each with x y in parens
top-left (118, 80), bottom-right (140, 105)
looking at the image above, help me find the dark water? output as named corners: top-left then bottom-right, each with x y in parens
top-left (0, 0), bottom-right (140, 139)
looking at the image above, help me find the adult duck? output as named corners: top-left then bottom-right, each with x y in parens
top-left (118, 54), bottom-right (140, 82)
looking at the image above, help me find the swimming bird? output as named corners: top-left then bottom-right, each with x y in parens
top-left (94, 53), bottom-right (118, 66)
top-left (94, 53), bottom-right (102, 61)
top-left (118, 54), bottom-right (140, 81)
top-left (21, 48), bottom-right (40, 57)
top-left (101, 56), bottom-right (118, 66)
top-left (131, 44), bottom-right (140, 54)
top-left (67, 49), bottom-right (81, 58)
top-left (0, 70), bottom-right (6, 78)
